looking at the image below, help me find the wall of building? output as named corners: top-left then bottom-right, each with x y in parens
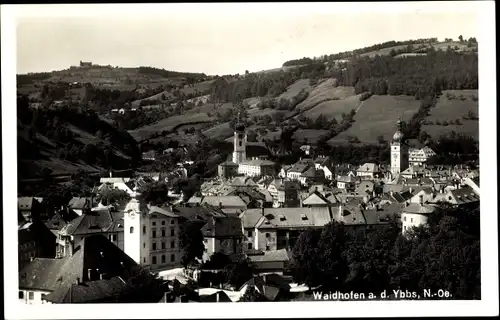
top-left (256, 229), bottom-right (277, 251)
top-left (401, 213), bottom-right (428, 235)
top-left (18, 289), bottom-right (51, 305)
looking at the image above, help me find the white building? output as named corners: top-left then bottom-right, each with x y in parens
top-left (232, 123), bottom-right (247, 164)
top-left (123, 192), bottom-right (183, 271)
top-left (356, 163), bottom-right (379, 179)
top-left (238, 159), bottom-right (276, 177)
top-left (401, 202), bottom-right (436, 236)
top-left (409, 146), bottom-right (436, 167)
top-left (390, 119), bottom-right (409, 180)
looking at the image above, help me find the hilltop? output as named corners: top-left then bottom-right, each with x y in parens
top-left (17, 36), bottom-right (478, 174)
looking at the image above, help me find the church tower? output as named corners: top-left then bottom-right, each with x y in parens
top-left (123, 188), bottom-right (151, 266)
top-left (232, 113), bottom-right (247, 164)
top-left (390, 118), bottom-right (409, 179)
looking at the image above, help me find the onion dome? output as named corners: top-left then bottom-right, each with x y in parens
top-left (392, 118), bottom-right (404, 142)
top-left (235, 122), bottom-right (245, 132)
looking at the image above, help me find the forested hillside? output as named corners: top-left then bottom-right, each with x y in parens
top-left (17, 94), bottom-right (141, 179)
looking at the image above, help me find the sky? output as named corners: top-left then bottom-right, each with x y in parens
top-left (14, 3), bottom-right (479, 75)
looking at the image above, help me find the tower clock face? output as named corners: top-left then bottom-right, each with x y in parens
top-left (129, 211), bottom-right (136, 219)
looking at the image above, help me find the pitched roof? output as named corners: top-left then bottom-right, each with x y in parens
top-left (332, 205), bottom-right (366, 225)
top-left (252, 207), bottom-right (332, 229)
top-left (44, 277), bottom-right (127, 303)
top-left (19, 235), bottom-right (140, 294)
top-left (357, 163), bottom-right (379, 173)
top-left (302, 191), bottom-right (330, 205)
top-left (449, 187), bottom-right (480, 204)
top-left (248, 249), bottom-right (290, 262)
top-left (202, 216), bottom-right (243, 238)
top-left (201, 196), bottom-right (247, 208)
top-left (173, 205), bottom-right (227, 222)
top-left (239, 159), bottom-right (275, 167)
top-left (68, 197), bottom-right (96, 210)
top-left (59, 208), bottom-right (123, 236)
top-left (45, 210), bottom-right (79, 231)
top-left (403, 203), bottom-right (436, 215)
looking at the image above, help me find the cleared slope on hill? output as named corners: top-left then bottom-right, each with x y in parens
top-left (421, 90), bottom-right (479, 140)
top-left (329, 95), bottom-right (421, 144)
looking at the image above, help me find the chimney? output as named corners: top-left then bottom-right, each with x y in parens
top-left (96, 268), bottom-right (101, 279)
top-left (216, 291), bottom-right (220, 303)
top-left (219, 202), bottom-right (223, 209)
top-left (87, 268), bottom-right (92, 281)
top-left (419, 195), bottom-right (424, 206)
top-left (76, 277), bottom-right (80, 285)
top-left (109, 169), bottom-right (112, 178)
top-left (409, 187), bottom-right (413, 194)
top-left (390, 190), bottom-right (393, 197)
top-left (261, 206), bottom-right (265, 216)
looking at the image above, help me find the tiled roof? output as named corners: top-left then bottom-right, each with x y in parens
top-left (248, 249), bottom-right (290, 262)
top-left (357, 163), bottom-right (379, 173)
top-left (240, 159), bottom-right (275, 166)
top-left (403, 203), bottom-right (436, 214)
top-left (44, 277), bottom-right (127, 303)
top-left (149, 206), bottom-right (180, 218)
top-left (19, 235), bottom-right (140, 295)
top-left (252, 207), bottom-right (332, 229)
top-left (219, 160), bottom-right (239, 167)
top-left (202, 216), bottom-right (243, 238)
top-left (450, 187), bottom-right (480, 204)
top-left (59, 208), bottom-right (123, 236)
top-left (201, 196), bottom-right (247, 208)
top-left (174, 205), bottom-right (227, 222)
top-left (45, 210), bottom-right (79, 231)
top-left (337, 176), bottom-right (356, 183)
top-left (68, 197), bottom-right (96, 210)
top-left (332, 205), bottom-right (366, 225)
top-left (187, 196), bottom-right (203, 204)
top-left (231, 176), bottom-right (257, 187)
top-left (302, 191), bottom-right (330, 205)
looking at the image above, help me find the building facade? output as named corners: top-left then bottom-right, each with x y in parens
top-left (390, 119), bottom-right (409, 179)
top-left (123, 195), bottom-right (182, 271)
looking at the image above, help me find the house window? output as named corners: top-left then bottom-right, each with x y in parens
top-left (161, 242), bottom-right (166, 249)
top-left (28, 292), bottom-right (34, 300)
top-left (152, 242), bottom-right (157, 250)
top-left (111, 234), bottom-right (117, 241)
top-left (152, 230), bottom-right (157, 238)
top-left (239, 141), bottom-right (242, 147)
top-left (142, 226), bottom-right (146, 235)
top-left (171, 241), bottom-right (175, 249)
top-left (266, 233), bottom-right (270, 238)
top-left (130, 227), bottom-right (134, 234)
top-left (248, 243), bottom-right (253, 250)
top-left (266, 245), bottom-right (270, 251)
top-left (247, 230), bottom-right (253, 237)
top-left (403, 216), bottom-right (406, 221)
top-left (143, 242), bottom-right (146, 248)
top-left (41, 294), bottom-right (46, 301)
top-left (410, 218), bottom-right (413, 223)
top-left (161, 255), bottom-right (166, 263)
top-left (19, 291), bottom-right (24, 299)
top-left (162, 220), bottom-right (166, 225)
top-left (143, 258), bottom-right (146, 263)
top-left (171, 219), bottom-right (175, 225)
top-left (171, 254), bottom-right (175, 262)
top-left (171, 229), bottom-right (175, 237)
top-left (152, 256), bottom-right (157, 264)
top-left (152, 221), bottom-right (156, 226)
top-left (161, 229), bottom-right (166, 237)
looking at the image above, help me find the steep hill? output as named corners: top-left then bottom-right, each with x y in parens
top-left (17, 95), bottom-right (141, 179)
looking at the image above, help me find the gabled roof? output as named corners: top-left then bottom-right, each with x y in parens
top-left (19, 235), bottom-right (140, 294)
top-left (173, 205), bottom-right (227, 222)
top-left (357, 163), bottom-right (379, 173)
top-left (45, 210), bottom-right (79, 231)
top-left (68, 197), bottom-right (96, 210)
top-left (332, 205), bottom-right (366, 225)
top-left (149, 205), bottom-right (180, 218)
top-left (251, 207), bottom-right (332, 229)
top-left (231, 176), bottom-right (257, 187)
top-left (302, 191), bottom-right (330, 205)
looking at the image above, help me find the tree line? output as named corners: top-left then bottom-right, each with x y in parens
top-left (291, 204), bottom-right (480, 299)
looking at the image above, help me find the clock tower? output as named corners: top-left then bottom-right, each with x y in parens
top-left (390, 118), bottom-right (409, 179)
top-left (123, 188), bottom-right (150, 266)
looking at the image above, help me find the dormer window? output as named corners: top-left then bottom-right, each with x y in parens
top-left (301, 214), bottom-right (308, 221)
top-left (279, 215), bottom-right (286, 221)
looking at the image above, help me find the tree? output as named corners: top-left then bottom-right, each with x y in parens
top-left (117, 268), bottom-right (168, 303)
top-left (376, 135), bottom-right (385, 144)
top-left (239, 285), bottom-right (268, 302)
top-left (224, 257), bottom-right (257, 288)
top-left (458, 35), bottom-right (464, 42)
top-left (179, 222), bottom-right (205, 267)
